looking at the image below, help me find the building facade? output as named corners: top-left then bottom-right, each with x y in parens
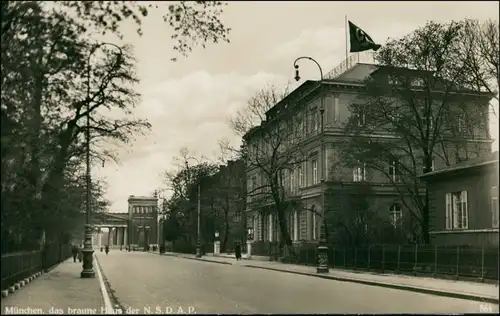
top-left (420, 152), bottom-right (499, 246)
top-left (215, 159), bottom-right (247, 249)
top-left (128, 195), bottom-right (159, 249)
top-left (244, 55), bottom-right (493, 248)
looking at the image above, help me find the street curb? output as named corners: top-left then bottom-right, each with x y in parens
top-left (155, 252), bottom-right (233, 265)
top-left (2, 270), bottom-right (44, 298)
top-left (243, 265), bottom-right (499, 304)
top-left (180, 256), bottom-right (233, 265)
top-left (94, 254), bottom-right (115, 314)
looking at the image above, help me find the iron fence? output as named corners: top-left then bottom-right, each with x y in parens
top-left (1, 243), bottom-right (72, 291)
top-left (284, 244), bottom-right (499, 282)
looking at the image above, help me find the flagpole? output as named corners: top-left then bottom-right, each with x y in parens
top-left (345, 15), bottom-right (348, 62)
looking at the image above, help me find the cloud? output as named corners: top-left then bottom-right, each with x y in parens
top-left (97, 70), bottom-right (288, 213)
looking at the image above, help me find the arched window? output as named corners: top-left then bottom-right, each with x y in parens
top-left (389, 203), bottom-right (403, 228)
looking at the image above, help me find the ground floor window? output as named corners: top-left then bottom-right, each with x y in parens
top-left (389, 203), bottom-right (403, 228)
top-left (445, 191), bottom-right (468, 230)
top-left (492, 186), bottom-right (498, 228)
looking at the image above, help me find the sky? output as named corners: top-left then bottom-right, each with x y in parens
top-left (94, 1), bottom-right (500, 214)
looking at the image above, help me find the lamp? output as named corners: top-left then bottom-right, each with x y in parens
top-left (294, 65), bottom-right (301, 82)
top-left (247, 227), bottom-right (254, 241)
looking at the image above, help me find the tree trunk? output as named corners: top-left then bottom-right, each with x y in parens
top-left (422, 188), bottom-right (430, 244)
top-left (422, 156), bottom-right (433, 244)
top-left (276, 207), bottom-right (294, 256)
top-left (221, 210), bottom-right (229, 253)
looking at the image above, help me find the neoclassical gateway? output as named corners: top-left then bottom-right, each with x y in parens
top-left (90, 195), bottom-right (159, 249)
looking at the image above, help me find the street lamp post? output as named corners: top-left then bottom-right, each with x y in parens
top-left (293, 56), bottom-right (329, 274)
top-left (196, 182), bottom-right (202, 258)
top-left (246, 227), bottom-right (254, 259)
top-left (214, 231), bottom-right (220, 256)
top-left (81, 42), bottom-right (123, 279)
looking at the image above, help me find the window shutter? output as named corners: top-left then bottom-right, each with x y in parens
top-left (461, 190), bottom-right (468, 229)
top-left (445, 193), bottom-right (451, 230)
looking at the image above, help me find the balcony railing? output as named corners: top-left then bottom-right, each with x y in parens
top-left (325, 52), bottom-right (378, 80)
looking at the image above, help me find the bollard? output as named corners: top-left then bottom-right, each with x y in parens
top-left (455, 246), bottom-right (460, 280)
top-left (367, 246), bottom-right (371, 272)
top-left (381, 245), bottom-right (385, 273)
top-left (413, 244), bottom-right (418, 276)
top-left (397, 245), bottom-right (401, 274)
top-left (480, 246), bottom-right (485, 282)
top-left (433, 245), bottom-right (438, 278)
top-left (332, 248), bottom-right (335, 268)
top-left (343, 248), bottom-right (346, 268)
top-left (354, 248), bottom-right (357, 271)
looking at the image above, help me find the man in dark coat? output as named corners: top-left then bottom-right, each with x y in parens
top-left (235, 242), bottom-right (242, 261)
top-left (71, 244), bottom-right (79, 263)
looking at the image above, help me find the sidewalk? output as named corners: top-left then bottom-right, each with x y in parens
top-left (158, 251), bottom-right (499, 304)
top-left (1, 257), bottom-right (106, 315)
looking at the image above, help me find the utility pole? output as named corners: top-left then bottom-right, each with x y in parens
top-left (196, 182), bottom-right (202, 258)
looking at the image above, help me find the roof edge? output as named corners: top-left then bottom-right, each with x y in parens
top-left (420, 159), bottom-right (498, 179)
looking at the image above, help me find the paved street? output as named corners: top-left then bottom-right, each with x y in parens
top-left (96, 251), bottom-right (499, 314)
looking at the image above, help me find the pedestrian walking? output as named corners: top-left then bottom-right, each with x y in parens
top-left (105, 245), bottom-right (109, 255)
top-left (235, 242), bottom-right (242, 261)
top-left (71, 244), bottom-right (79, 263)
top-left (77, 245), bottom-right (83, 263)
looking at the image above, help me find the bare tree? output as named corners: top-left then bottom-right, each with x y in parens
top-left (227, 83), bottom-right (311, 255)
top-left (228, 83), bottom-right (290, 137)
top-left (341, 20), bottom-right (494, 244)
top-left (459, 19), bottom-right (499, 118)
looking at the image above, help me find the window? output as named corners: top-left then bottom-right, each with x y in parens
top-left (388, 75), bottom-right (401, 85)
top-left (312, 159), bottom-right (318, 184)
top-left (251, 176), bottom-right (257, 191)
top-left (423, 113), bottom-right (433, 130)
top-left (235, 210), bottom-right (241, 223)
top-left (355, 110), bottom-right (366, 127)
top-left (282, 169), bottom-right (289, 191)
top-left (389, 203), bottom-right (403, 228)
top-left (312, 212), bottom-right (317, 240)
top-left (298, 165), bottom-right (304, 188)
top-left (353, 161), bottom-right (366, 182)
top-left (331, 95), bottom-right (340, 121)
top-left (261, 214), bottom-right (269, 241)
top-left (389, 160), bottom-right (402, 183)
top-left (458, 114), bottom-right (466, 134)
top-left (288, 212), bottom-right (294, 241)
top-left (252, 143), bottom-right (259, 157)
top-left (422, 156), bottom-right (435, 173)
top-left (456, 150), bottom-right (467, 164)
top-left (492, 186), bottom-right (499, 228)
top-left (445, 191), bottom-right (468, 230)
top-left (290, 169), bottom-right (295, 193)
top-left (412, 77), bottom-right (424, 87)
top-left (313, 111), bottom-right (320, 133)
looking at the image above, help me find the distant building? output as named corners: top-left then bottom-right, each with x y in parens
top-left (128, 195), bottom-right (159, 249)
top-left (211, 159), bottom-right (247, 250)
top-left (420, 151), bottom-right (499, 246)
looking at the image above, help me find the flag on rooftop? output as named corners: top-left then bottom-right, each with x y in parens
top-left (348, 21), bottom-right (381, 53)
